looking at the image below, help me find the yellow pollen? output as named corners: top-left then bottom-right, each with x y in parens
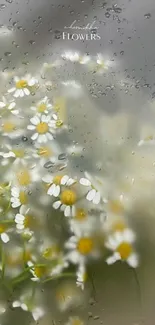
top-left (77, 237), bottom-right (94, 255)
top-left (38, 146), bottom-right (52, 157)
top-left (60, 190), bottom-right (77, 205)
top-left (17, 169), bottom-right (31, 186)
top-left (36, 122), bottom-right (49, 134)
top-left (56, 119), bottom-right (63, 127)
top-left (53, 175), bottom-right (63, 185)
top-left (38, 103), bottom-right (47, 113)
top-left (117, 242), bottom-right (132, 259)
top-left (12, 149), bottom-right (25, 158)
top-left (108, 200), bottom-right (124, 215)
top-left (0, 224), bottom-right (7, 234)
top-left (34, 266), bottom-right (47, 278)
top-left (19, 191), bottom-right (28, 205)
top-left (3, 122), bottom-right (15, 132)
top-left (16, 79), bottom-right (28, 89)
top-left (75, 208), bottom-right (87, 221)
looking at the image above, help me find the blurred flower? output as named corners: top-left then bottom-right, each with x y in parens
top-left (8, 74), bottom-right (38, 98)
top-left (53, 187), bottom-right (77, 217)
top-left (105, 228), bottom-right (138, 268)
top-left (0, 96), bottom-right (19, 115)
top-left (80, 171), bottom-right (102, 204)
top-left (11, 187), bottom-right (28, 208)
top-left (31, 96), bottom-right (53, 115)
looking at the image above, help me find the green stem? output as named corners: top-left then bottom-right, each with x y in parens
top-left (42, 272), bottom-right (75, 283)
top-left (1, 244), bottom-right (5, 280)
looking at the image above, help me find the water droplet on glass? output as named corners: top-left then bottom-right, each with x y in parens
top-left (105, 12), bottom-right (110, 18)
top-left (4, 52), bottom-right (11, 56)
top-left (94, 316), bottom-right (100, 320)
top-left (144, 13), bottom-right (151, 19)
top-left (120, 50), bottom-right (124, 55)
top-left (0, 4), bottom-right (6, 9)
top-left (6, 0), bottom-right (13, 3)
top-left (44, 161), bottom-right (55, 169)
top-left (152, 92), bottom-right (155, 98)
top-left (58, 153), bottom-right (67, 161)
top-left (22, 136), bottom-right (28, 142)
top-left (29, 40), bottom-right (35, 45)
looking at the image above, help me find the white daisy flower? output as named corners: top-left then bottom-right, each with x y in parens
top-left (15, 206), bottom-right (30, 230)
top-left (0, 225), bottom-right (10, 243)
top-left (0, 144), bottom-right (31, 166)
top-left (11, 187), bottom-right (28, 208)
top-left (53, 186), bottom-right (77, 217)
top-left (62, 51), bottom-right (80, 62)
top-left (1, 118), bottom-right (23, 138)
top-left (8, 74), bottom-right (38, 98)
top-left (96, 53), bottom-right (111, 72)
top-left (0, 96), bottom-right (19, 115)
top-left (62, 51), bottom-right (90, 65)
top-left (31, 96), bottom-right (53, 115)
top-left (80, 172), bottom-right (102, 205)
top-left (65, 228), bottom-right (99, 265)
top-left (27, 114), bottom-right (56, 143)
top-left (42, 174), bottom-right (76, 198)
top-left (105, 228), bottom-right (139, 268)
top-left (27, 261), bottom-right (47, 282)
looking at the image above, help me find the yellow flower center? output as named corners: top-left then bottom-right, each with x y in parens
top-left (19, 191), bottom-right (28, 205)
top-left (38, 103), bottom-right (47, 113)
top-left (108, 199), bottom-right (124, 215)
top-left (38, 146), bottom-right (52, 157)
top-left (36, 122), bottom-right (49, 134)
top-left (71, 318), bottom-right (83, 325)
top-left (56, 119), bottom-right (63, 128)
top-left (145, 135), bottom-right (153, 141)
top-left (34, 266), bottom-right (47, 278)
top-left (75, 208), bottom-right (87, 221)
top-left (16, 80), bottom-right (28, 89)
top-left (3, 122), bottom-right (15, 132)
top-left (60, 190), bottom-right (77, 205)
top-left (24, 215), bottom-right (32, 228)
top-left (0, 224), bottom-right (7, 234)
top-left (77, 237), bottom-right (94, 255)
top-left (53, 175), bottom-right (63, 185)
top-left (112, 221), bottom-right (126, 232)
top-left (17, 169), bottom-right (31, 186)
top-left (12, 149), bottom-right (25, 158)
top-left (117, 242), bottom-right (132, 260)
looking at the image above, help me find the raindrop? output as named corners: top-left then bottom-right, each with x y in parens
top-left (84, 14), bottom-right (88, 18)
top-left (0, 4), bottom-right (6, 9)
top-left (152, 92), bottom-right (155, 98)
top-left (114, 7), bottom-right (122, 13)
top-left (120, 50), bottom-right (124, 55)
top-left (22, 136), bottom-right (28, 142)
top-left (58, 153), bottom-right (67, 160)
top-left (105, 12), bottom-right (110, 18)
top-left (44, 161), bottom-right (55, 169)
top-left (94, 316), bottom-right (100, 320)
top-left (29, 40), bottom-right (35, 45)
top-left (4, 52), bottom-right (11, 56)
top-left (144, 13), bottom-right (151, 19)
top-left (6, 0), bottom-right (13, 2)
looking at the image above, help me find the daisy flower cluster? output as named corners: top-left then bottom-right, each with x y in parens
top-left (0, 54), bottom-right (148, 325)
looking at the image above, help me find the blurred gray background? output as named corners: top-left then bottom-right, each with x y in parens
top-left (1, 0), bottom-right (155, 324)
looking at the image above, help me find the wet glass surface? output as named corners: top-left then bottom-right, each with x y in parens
top-left (0, 1), bottom-right (155, 325)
